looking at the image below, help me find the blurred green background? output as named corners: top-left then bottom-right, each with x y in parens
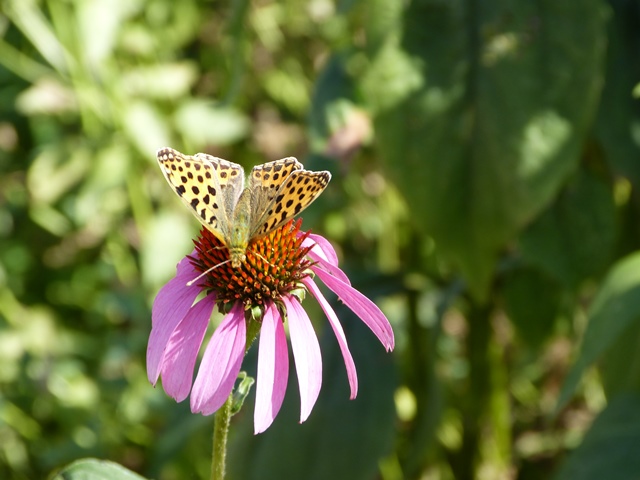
top-left (2, 0), bottom-right (640, 479)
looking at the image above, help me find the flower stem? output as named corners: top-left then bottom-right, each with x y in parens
top-left (211, 392), bottom-right (233, 480)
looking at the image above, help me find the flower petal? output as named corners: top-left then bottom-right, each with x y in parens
top-left (303, 277), bottom-right (358, 399)
top-left (191, 302), bottom-right (246, 415)
top-left (313, 267), bottom-right (395, 351)
top-left (300, 235), bottom-right (351, 286)
top-left (147, 256), bottom-right (201, 384)
top-left (159, 294), bottom-right (215, 402)
top-left (301, 233), bottom-right (339, 266)
top-left (254, 302), bottom-right (289, 434)
top-left (283, 295), bottom-right (322, 423)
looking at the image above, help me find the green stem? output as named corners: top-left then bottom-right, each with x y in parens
top-left (211, 393), bottom-right (233, 480)
top-left (210, 313), bottom-right (261, 479)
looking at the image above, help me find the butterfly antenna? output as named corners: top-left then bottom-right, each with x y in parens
top-left (250, 250), bottom-right (278, 271)
top-left (204, 245), bottom-right (226, 254)
top-left (186, 258), bottom-right (232, 287)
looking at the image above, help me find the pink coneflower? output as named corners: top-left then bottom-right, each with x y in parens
top-left (146, 219), bottom-right (394, 434)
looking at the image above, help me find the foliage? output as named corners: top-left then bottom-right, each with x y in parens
top-left (1, 0), bottom-right (640, 478)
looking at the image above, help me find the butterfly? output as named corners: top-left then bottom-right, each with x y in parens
top-left (157, 147), bottom-right (331, 269)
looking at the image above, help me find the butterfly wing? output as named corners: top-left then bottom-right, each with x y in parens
top-left (156, 147), bottom-right (244, 244)
top-left (194, 152), bottom-right (245, 224)
top-left (248, 160), bottom-right (331, 238)
top-left (248, 157), bottom-right (303, 216)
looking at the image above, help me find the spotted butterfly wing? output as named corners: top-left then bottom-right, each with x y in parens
top-left (248, 157), bottom-right (302, 230)
top-left (156, 147), bottom-right (244, 244)
top-left (194, 152), bottom-right (245, 233)
top-left (249, 163), bottom-right (331, 238)
top-left (158, 147), bottom-right (332, 268)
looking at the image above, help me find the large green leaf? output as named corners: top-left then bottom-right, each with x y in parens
top-left (369, 0), bottom-right (607, 299)
top-left (557, 252), bottom-right (640, 410)
top-left (502, 267), bottom-right (563, 348)
top-left (519, 170), bottom-right (616, 288)
top-left (51, 458), bottom-right (147, 480)
top-left (553, 394), bottom-right (640, 480)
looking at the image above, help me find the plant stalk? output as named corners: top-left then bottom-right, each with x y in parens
top-left (211, 393), bottom-right (233, 480)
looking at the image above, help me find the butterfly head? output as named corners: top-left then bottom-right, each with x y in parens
top-left (229, 247), bottom-right (247, 269)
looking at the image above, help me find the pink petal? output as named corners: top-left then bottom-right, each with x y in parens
top-left (159, 294), bottom-right (215, 402)
top-left (283, 295), bottom-right (322, 423)
top-left (313, 267), bottom-right (394, 351)
top-left (300, 233), bottom-right (339, 266)
top-left (300, 236), bottom-right (351, 286)
top-left (254, 302), bottom-right (289, 434)
top-left (303, 277), bottom-right (358, 399)
top-left (191, 302), bottom-right (246, 415)
top-left (147, 256), bottom-right (201, 384)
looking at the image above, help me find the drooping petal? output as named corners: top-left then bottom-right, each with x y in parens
top-left (300, 233), bottom-right (339, 266)
top-left (283, 295), bottom-right (322, 423)
top-left (254, 302), bottom-right (289, 434)
top-left (313, 267), bottom-right (394, 351)
top-left (147, 256), bottom-right (201, 384)
top-left (191, 302), bottom-right (246, 415)
top-left (303, 277), bottom-right (358, 399)
top-left (300, 235), bottom-right (351, 285)
top-left (159, 294), bottom-right (216, 402)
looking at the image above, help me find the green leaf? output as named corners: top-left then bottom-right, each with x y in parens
top-left (123, 101), bottom-right (171, 156)
top-left (553, 394), bottom-right (640, 480)
top-left (51, 458), bottom-right (147, 480)
top-left (520, 170), bottom-right (616, 288)
top-left (502, 267), bottom-right (563, 348)
top-left (77, 0), bottom-right (135, 69)
top-left (594, 1), bottom-right (640, 188)
top-left (369, 0), bottom-right (607, 299)
top-left (557, 252), bottom-right (640, 411)
top-left (119, 63), bottom-right (199, 100)
top-left (308, 54), bottom-right (355, 152)
top-left (359, 37), bottom-right (424, 114)
top-left (600, 316), bottom-right (640, 397)
top-left (174, 100), bottom-right (249, 147)
top-left (231, 372), bottom-right (255, 416)
top-left (263, 62), bottom-right (310, 115)
top-left (4, 0), bottom-right (69, 73)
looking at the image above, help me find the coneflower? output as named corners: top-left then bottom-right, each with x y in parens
top-left (147, 220), bottom-right (394, 434)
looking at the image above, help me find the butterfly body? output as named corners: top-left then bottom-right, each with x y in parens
top-left (157, 148), bottom-right (331, 269)
top-left (227, 188), bottom-right (252, 267)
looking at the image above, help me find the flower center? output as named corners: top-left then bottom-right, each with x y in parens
top-left (189, 219), bottom-right (313, 309)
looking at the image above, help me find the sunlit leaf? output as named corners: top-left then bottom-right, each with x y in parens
top-left (16, 77), bottom-right (77, 115)
top-left (120, 63), bottom-right (199, 100)
top-left (77, 0), bottom-right (138, 69)
top-left (174, 100), bottom-right (249, 147)
top-left (4, 0), bottom-right (69, 73)
top-left (371, 1), bottom-right (607, 299)
top-left (557, 252), bottom-right (640, 410)
top-left (123, 102), bottom-right (171, 155)
top-left (51, 458), bottom-right (147, 480)
top-left (264, 63), bottom-right (310, 115)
